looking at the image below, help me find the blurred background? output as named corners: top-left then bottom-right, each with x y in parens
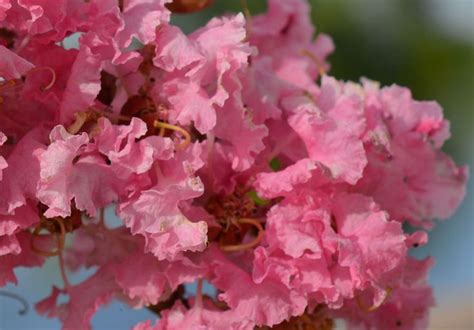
top-left (1, 0), bottom-right (473, 329)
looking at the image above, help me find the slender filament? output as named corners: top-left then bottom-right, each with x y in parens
top-left (356, 287), bottom-right (393, 313)
top-left (92, 108), bottom-right (132, 122)
top-left (195, 279), bottom-right (203, 309)
top-left (58, 247), bottom-right (71, 290)
top-left (154, 120), bottom-right (191, 149)
top-left (28, 66), bottom-right (57, 91)
top-left (31, 218), bottom-right (66, 257)
top-left (301, 49), bottom-right (327, 76)
top-left (220, 218), bottom-right (264, 252)
top-left (240, 0), bottom-right (253, 39)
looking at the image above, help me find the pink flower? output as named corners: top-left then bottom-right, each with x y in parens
top-left (356, 83), bottom-right (468, 227)
top-left (157, 14), bottom-right (252, 134)
top-left (118, 143), bottom-right (208, 260)
top-left (336, 257), bottom-right (435, 330)
top-left (95, 117), bottom-right (174, 176)
top-left (330, 193), bottom-right (407, 300)
top-left (208, 246), bottom-right (307, 327)
top-left (250, 0), bottom-right (334, 88)
top-left (0, 0), bottom-right (468, 328)
top-left (36, 126), bottom-right (106, 218)
top-left (284, 76), bottom-right (367, 184)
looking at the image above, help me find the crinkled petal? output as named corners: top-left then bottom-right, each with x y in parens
top-left (116, 0), bottom-right (170, 48)
top-left (210, 246), bottom-right (307, 327)
top-left (285, 77), bottom-right (367, 184)
top-left (0, 45), bottom-right (34, 79)
top-left (153, 24), bottom-right (203, 72)
top-left (59, 45), bottom-right (102, 124)
top-left (255, 158), bottom-right (329, 199)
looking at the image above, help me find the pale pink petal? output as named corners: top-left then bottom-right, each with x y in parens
top-left (264, 194), bottom-right (326, 259)
top-left (59, 45), bottom-right (102, 124)
top-left (153, 24), bottom-right (203, 72)
top-left (36, 126), bottom-right (89, 217)
top-left (164, 80), bottom-right (216, 134)
top-left (95, 117), bottom-right (174, 176)
top-left (285, 77), bottom-right (367, 184)
top-left (254, 158), bottom-right (329, 199)
top-left (118, 185), bottom-right (207, 260)
top-left (214, 97), bottom-right (268, 171)
top-left (337, 257), bottom-right (435, 330)
top-left (0, 129), bottom-right (44, 214)
top-left (116, 0), bottom-right (170, 48)
top-left (0, 45), bottom-right (34, 79)
top-left (162, 14), bottom-right (251, 134)
top-left (37, 126), bottom-right (123, 217)
top-left (332, 193), bottom-right (407, 289)
top-left (211, 246), bottom-right (307, 327)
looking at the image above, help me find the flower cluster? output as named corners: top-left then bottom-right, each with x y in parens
top-left (0, 0), bottom-right (468, 329)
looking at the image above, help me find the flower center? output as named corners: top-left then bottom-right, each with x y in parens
top-left (205, 186), bottom-right (271, 252)
top-left (0, 28), bottom-right (16, 49)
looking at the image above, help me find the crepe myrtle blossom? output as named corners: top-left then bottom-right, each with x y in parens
top-left (0, 0), bottom-right (468, 329)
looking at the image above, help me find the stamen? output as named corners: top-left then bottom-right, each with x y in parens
top-left (220, 218), bottom-right (264, 252)
top-left (356, 287), bottom-right (393, 313)
top-left (195, 278), bottom-right (203, 309)
top-left (301, 49), bottom-right (326, 76)
top-left (154, 120), bottom-right (191, 149)
top-left (158, 126), bottom-right (166, 137)
top-left (99, 207), bottom-right (105, 226)
top-left (0, 291), bottom-right (29, 315)
top-left (27, 66), bottom-right (56, 91)
top-left (92, 108), bottom-right (132, 122)
top-left (31, 217), bottom-right (71, 289)
top-left (67, 112), bottom-right (92, 135)
top-left (240, 0), bottom-right (252, 24)
top-left (240, 0), bottom-right (253, 41)
top-left (31, 218), bottom-right (66, 257)
top-left (58, 245), bottom-right (71, 290)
